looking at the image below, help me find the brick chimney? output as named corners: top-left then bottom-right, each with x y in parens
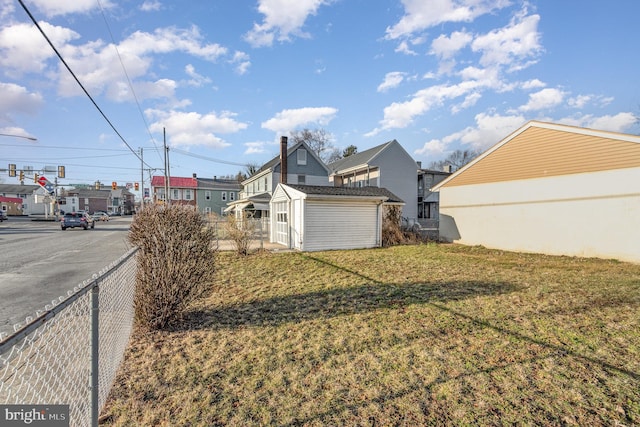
top-left (280, 136), bottom-right (288, 184)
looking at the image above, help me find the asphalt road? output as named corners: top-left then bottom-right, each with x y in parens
top-left (0, 215), bottom-right (133, 335)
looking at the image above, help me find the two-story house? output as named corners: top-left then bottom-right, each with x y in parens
top-left (151, 176), bottom-right (198, 208)
top-left (227, 137), bottom-right (331, 218)
top-left (327, 139), bottom-right (419, 220)
top-left (195, 174), bottom-right (242, 216)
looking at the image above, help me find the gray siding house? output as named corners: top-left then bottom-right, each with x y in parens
top-left (227, 138), bottom-right (331, 218)
top-left (328, 139), bottom-right (419, 220)
top-left (196, 176), bottom-right (241, 216)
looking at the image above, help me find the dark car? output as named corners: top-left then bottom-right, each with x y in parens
top-left (0, 211), bottom-right (7, 222)
top-left (61, 212), bottom-right (95, 230)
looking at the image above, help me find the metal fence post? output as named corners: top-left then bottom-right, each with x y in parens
top-left (91, 284), bottom-right (99, 427)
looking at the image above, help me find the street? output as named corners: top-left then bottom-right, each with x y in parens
top-left (0, 215), bottom-right (133, 335)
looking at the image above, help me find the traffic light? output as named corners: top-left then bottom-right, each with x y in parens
top-left (134, 182), bottom-right (139, 191)
top-left (8, 164), bottom-right (16, 177)
top-left (112, 181), bottom-right (117, 190)
top-left (57, 165), bottom-right (65, 178)
top-left (19, 170), bottom-right (24, 181)
top-left (34, 173), bottom-right (39, 182)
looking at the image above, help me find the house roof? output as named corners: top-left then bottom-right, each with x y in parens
top-left (327, 140), bottom-right (397, 173)
top-left (432, 120), bottom-right (640, 191)
top-left (151, 176), bottom-right (198, 188)
top-left (284, 184), bottom-right (404, 204)
top-left (0, 184), bottom-right (39, 194)
top-left (0, 196), bottom-right (23, 203)
top-left (196, 178), bottom-right (242, 190)
top-left (67, 189), bottom-right (112, 198)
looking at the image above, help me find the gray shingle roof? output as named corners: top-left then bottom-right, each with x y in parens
top-left (284, 184), bottom-right (404, 203)
top-left (327, 140), bottom-right (397, 172)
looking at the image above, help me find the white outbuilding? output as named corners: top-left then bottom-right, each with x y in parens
top-left (269, 184), bottom-right (404, 251)
top-left (432, 121), bottom-right (640, 263)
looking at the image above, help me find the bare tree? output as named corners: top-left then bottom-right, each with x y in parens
top-left (290, 128), bottom-right (337, 163)
top-left (428, 149), bottom-right (480, 172)
top-left (244, 162), bottom-right (260, 178)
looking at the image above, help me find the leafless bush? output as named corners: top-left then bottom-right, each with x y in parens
top-left (128, 205), bottom-right (216, 330)
top-left (382, 205), bottom-right (424, 246)
top-left (224, 214), bottom-right (255, 256)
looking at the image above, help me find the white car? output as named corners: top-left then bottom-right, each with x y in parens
top-left (92, 211), bottom-right (110, 221)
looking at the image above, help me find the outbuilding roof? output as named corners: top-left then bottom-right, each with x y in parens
top-left (284, 184), bottom-right (404, 204)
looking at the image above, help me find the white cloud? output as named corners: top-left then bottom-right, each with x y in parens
top-left (415, 112), bottom-right (526, 156)
top-left (140, 1), bottom-right (162, 12)
top-left (184, 64), bottom-right (212, 87)
top-left (430, 30), bottom-right (473, 59)
top-left (230, 51), bottom-right (251, 75)
top-left (451, 92), bottom-right (481, 114)
top-left (521, 78), bottom-right (546, 90)
top-left (261, 107), bottom-right (338, 134)
top-left (28, 0), bottom-right (114, 17)
top-left (558, 112), bottom-right (637, 133)
top-left (518, 87), bottom-right (566, 112)
top-left (471, 12), bottom-right (542, 70)
top-left (244, 141), bottom-right (270, 155)
top-left (377, 72), bottom-right (407, 93)
top-left (0, 22), bottom-right (79, 75)
top-left (567, 94), bottom-right (591, 109)
top-left (0, 82), bottom-right (43, 121)
top-left (54, 26), bottom-right (227, 100)
top-left (244, 0), bottom-right (333, 48)
top-left (395, 40), bottom-right (418, 56)
top-left (385, 0), bottom-right (510, 40)
top-left (145, 109), bottom-right (248, 148)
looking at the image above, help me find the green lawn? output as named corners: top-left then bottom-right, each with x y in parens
top-left (101, 244), bottom-right (640, 426)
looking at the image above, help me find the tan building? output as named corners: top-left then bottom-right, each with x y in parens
top-left (432, 120), bottom-right (640, 263)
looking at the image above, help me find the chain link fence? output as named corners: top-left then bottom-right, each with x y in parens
top-left (0, 247), bottom-right (138, 427)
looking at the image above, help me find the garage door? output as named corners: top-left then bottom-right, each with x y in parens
top-left (304, 201), bottom-right (379, 251)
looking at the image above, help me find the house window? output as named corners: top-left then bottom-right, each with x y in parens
top-left (172, 189), bottom-right (180, 200)
top-left (297, 148), bottom-right (307, 165)
top-left (263, 177), bottom-right (267, 190)
top-left (205, 191), bottom-right (211, 200)
top-left (157, 188), bottom-right (165, 201)
top-left (230, 192), bottom-right (235, 201)
top-left (184, 189), bottom-right (193, 200)
top-left (221, 192), bottom-right (227, 201)
top-left (84, 198), bottom-right (89, 205)
top-left (204, 207), bottom-right (211, 214)
top-left (298, 174), bottom-right (306, 184)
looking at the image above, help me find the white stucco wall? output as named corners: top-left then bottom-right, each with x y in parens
top-left (438, 167), bottom-right (640, 263)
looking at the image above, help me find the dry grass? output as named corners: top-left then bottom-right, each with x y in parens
top-left (100, 244), bottom-right (640, 426)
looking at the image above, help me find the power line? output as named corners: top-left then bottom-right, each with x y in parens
top-left (96, 0), bottom-right (164, 165)
top-left (16, 0), bottom-right (155, 171)
top-left (0, 143), bottom-right (129, 152)
top-left (170, 148), bottom-right (249, 167)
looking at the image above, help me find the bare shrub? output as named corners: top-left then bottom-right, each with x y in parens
top-left (382, 205), bottom-right (425, 246)
top-left (129, 205), bottom-right (216, 330)
top-left (224, 213), bottom-right (255, 255)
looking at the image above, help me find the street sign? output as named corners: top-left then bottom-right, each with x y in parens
top-left (36, 176), bottom-right (55, 195)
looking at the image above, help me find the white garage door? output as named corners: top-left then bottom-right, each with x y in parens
top-left (304, 201), bottom-right (379, 251)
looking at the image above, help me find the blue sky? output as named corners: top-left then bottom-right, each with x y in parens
top-left (1, 0), bottom-right (639, 192)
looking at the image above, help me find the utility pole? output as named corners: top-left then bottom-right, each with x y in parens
top-left (139, 147), bottom-right (144, 212)
top-left (163, 127), bottom-right (170, 206)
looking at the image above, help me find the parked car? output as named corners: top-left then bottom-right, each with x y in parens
top-left (61, 212), bottom-right (95, 230)
top-left (108, 211), bottom-right (121, 216)
top-left (0, 211), bottom-right (7, 222)
top-left (92, 211), bottom-right (110, 221)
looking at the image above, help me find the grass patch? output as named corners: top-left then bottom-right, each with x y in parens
top-left (101, 244), bottom-right (640, 426)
